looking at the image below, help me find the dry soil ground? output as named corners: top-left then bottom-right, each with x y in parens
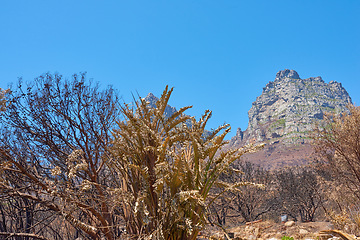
top-left (199, 220), bottom-right (357, 240)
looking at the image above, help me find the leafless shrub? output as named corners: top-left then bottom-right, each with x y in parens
top-left (314, 105), bottom-right (360, 233)
top-left (274, 167), bottom-right (323, 222)
top-left (314, 105), bottom-right (360, 200)
top-left (0, 73), bottom-right (120, 239)
top-left (209, 161), bottom-right (276, 226)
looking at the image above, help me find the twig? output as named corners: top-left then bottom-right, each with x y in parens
top-left (0, 232), bottom-right (49, 240)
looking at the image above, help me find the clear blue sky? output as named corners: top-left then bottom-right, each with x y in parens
top-left (1, 1), bottom-right (359, 137)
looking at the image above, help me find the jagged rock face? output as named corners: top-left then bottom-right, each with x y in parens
top-left (232, 69), bottom-right (352, 145)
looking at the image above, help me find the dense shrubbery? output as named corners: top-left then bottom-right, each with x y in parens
top-left (209, 161), bottom-right (276, 226)
top-left (0, 75), bottom-right (260, 239)
top-left (274, 167), bottom-right (322, 222)
top-left (210, 162), bottom-right (325, 226)
top-left (108, 86), bottom-right (261, 239)
top-left (0, 74), bottom-right (120, 239)
top-left (315, 105), bottom-right (360, 200)
top-left (314, 105), bottom-right (360, 234)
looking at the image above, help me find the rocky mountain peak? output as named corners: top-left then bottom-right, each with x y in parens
top-left (145, 92), bottom-right (156, 100)
top-left (228, 69), bottom-right (353, 169)
top-left (275, 69), bottom-right (300, 80)
top-left (143, 92), bottom-right (177, 118)
top-left (232, 70), bottom-right (352, 146)
top-left (143, 93), bottom-right (158, 107)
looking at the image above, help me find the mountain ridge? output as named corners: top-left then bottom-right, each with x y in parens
top-left (230, 69), bottom-right (352, 146)
top-left (229, 69), bottom-right (352, 169)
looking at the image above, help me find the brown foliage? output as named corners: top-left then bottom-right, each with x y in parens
top-left (0, 77), bottom-right (257, 240)
top-left (0, 88), bottom-right (9, 112)
top-left (313, 105), bottom-right (360, 234)
top-left (0, 73), bottom-right (121, 239)
top-left (274, 167), bottom-right (323, 222)
top-left (209, 161), bottom-right (275, 226)
top-left (314, 105), bottom-right (360, 200)
top-left (109, 86), bottom-right (258, 239)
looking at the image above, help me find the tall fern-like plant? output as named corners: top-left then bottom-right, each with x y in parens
top-left (110, 86), bottom-right (259, 239)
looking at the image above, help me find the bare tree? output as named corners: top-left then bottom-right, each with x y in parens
top-left (210, 161), bottom-right (277, 225)
top-left (313, 105), bottom-right (360, 232)
top-left (314, 105), bottom-right (360, 200)
top-left (229, 161), bottom-right (277, 223)
top-left (274, 167), bottom-right (322, 222)
top-left (0, 73), bottom-right (121, 239)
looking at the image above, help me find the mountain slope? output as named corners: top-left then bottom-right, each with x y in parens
top-left (230, 69), bottom-right (352, 169)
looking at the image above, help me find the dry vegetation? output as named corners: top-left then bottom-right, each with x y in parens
top-left (313, 105), bottom-right (360, 235)
top-left (0, 88), bottom-right (9, 112)
top-left (0, 75), bottom-right (360, 240)
top-left (0, 75), bottom-right (261, 239)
